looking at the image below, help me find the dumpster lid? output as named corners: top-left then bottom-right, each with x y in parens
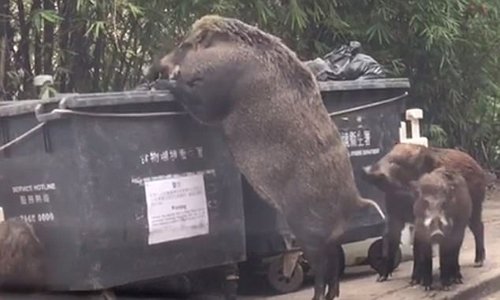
top-left (60, 90), bottom-right (173, 109)
top-left (0, 96), bottom-right (66, 117)
top-left (0, 90), bottom-right (175, 118)
top-left (318, 78), bottom-right (410, 92)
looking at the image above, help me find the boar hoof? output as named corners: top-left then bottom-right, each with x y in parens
top-left (453, 277), bottom-right (463, 284)
top-left (424, 285), bottom-right (433, 291)
top-left (152, 79), bottom-right (177, 91)
top-left (409, 278), bottom-right (421, 286)
top-left (474, 261), bottom-right (484, 268)
top-left (376, 275), bottom-right (389, 282)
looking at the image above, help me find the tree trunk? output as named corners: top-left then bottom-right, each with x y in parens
top-left (69, 23), bottom-right (92, 92)
top-left (33, 0), bottom-right (42, 76)
top-left (57, 0), bottom-right (75, 92)
top-left (16, 0), bottom-right (35, 99)
top-left (92, 33), bottom-right (104, 91)
top-left (43, 0), bottom-right (55, 75)
top-left (0, 0), bottom-right (9, 100)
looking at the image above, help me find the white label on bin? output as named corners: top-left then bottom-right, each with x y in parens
top-left (339, 128), bottom-right (381, 157)
top-left (340, 129), bottom-right (372, 148)
top-left (145, 174), bottom-right (209, 245)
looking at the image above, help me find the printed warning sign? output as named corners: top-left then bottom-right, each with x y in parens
top-left (144, 174), bottom-right (209, 245)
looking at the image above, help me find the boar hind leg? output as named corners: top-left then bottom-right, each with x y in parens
top-left (325, 241), bottom-right (341, 300)
top-left (377, 218), bottom-right (404, 282)
top-left (468, 202), bottom-right (485, 267)
top-left (302, 242), bottom-right (328, 300)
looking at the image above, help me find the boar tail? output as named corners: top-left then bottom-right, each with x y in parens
top-left (358, 197), bottom-right (386, 220)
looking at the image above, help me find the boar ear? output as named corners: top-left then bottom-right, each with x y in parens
top-left (197, 30), bottom-right (229, 49)
top-left (419, 150), bottom-right (437, 174)
top-left (442, 169), bottom-right (455, 182)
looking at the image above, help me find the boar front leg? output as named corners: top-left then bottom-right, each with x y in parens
top-left (449, 228), bottom-right (466, 285)
top-left (439, 240), bottom-right (454, 290)
top-left (153, 79), bottom-right (207, 118)
top-left (377, 217), bottom-right (404, 282)
top-left (410, 236), bottom-right (423, 285)
top-left (419, 240), bottom-right (433, 291)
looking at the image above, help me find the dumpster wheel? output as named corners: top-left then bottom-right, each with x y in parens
top-left (266, 256), bottom-right (305, 294)
top-left (367, 238), bottom-right (402, 273)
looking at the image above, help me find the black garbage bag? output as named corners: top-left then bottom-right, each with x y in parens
top-left (304, 41), bottom-right (386, 81)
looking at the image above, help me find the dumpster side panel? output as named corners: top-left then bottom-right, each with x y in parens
top-left (67, 104), bottom-right (246, 290)
top-left (0, 95), bottom-right (247, 291)
top-left (0, 115), bottom-right (87, 288)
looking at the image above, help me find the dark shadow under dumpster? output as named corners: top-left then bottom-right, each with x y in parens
top-left (0, 91), bottom-right (246, 292)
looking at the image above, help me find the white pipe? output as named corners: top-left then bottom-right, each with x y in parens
top-left (403, 108), bottom-right (428, 147)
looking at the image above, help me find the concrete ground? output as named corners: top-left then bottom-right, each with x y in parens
top-left (239, 185), bottom-right (500, 300)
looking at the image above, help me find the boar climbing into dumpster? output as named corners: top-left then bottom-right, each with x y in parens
top-left (362, 143), bottom-right (486, 282)
top-left (147, 15), bottom-right (385, 300)
top-left (0, 218), bottom-right (46, 291)
top-left (411, 167), bottom-right (472, 290)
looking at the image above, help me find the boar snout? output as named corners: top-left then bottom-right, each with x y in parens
top-left (361, 163), bottom-right (387, 184)
top-left (361, 164), bottom-right (378, 180)
top-left (430, 228), bottom-right (445, 243)
top-left (362, 165), bottom-right (373, 176)
top-left (146, 54), bottom-right (181, 82)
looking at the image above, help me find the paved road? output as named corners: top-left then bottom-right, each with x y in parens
top-left (240, 198), bottom-right (500, 300)
top-left (481, 290), bottom-right (500, 300)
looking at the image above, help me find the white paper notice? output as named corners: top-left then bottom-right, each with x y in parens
top-left (145, 174), bottom-right (209, 245)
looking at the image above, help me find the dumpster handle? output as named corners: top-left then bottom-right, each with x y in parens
top-left (328, 92), bottom-right (408, 117)
top-left (45, 108), bottom-right (188, 118)
top-left (0, 122), bottom-right (46, 153)
top-left (37, 92), bottom-right (408, 119)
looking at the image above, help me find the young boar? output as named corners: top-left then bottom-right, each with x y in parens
top-left (361, 143), bottom-right (486, 282)
top-left (411, 167), bottom-right (472, 290)
top-left (148, 15), bottom-right (385, 300)
top-left (0, 218), bottom-right (46, 291)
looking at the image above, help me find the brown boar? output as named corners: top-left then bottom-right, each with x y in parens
top-left (148, 15), bottom-right (385, 300)
top-left (411, 167), bottom-right (472, 290)
top-left (361, 143), bottom-right (486, 282)
top-left (0, 218), bottom-right (46, 291)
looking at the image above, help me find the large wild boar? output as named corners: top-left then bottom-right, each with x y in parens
top-left (147, 15), bottom-right (384, 300)
top-left (0, 218), bottom-right (46, 291)
top-left (411, 167), bottom-right (472, 290)
top-left (361, 143), bottom-right (486, 282)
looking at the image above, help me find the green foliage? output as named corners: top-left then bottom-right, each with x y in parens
top-left (1, 0), bottom-right (500, 169)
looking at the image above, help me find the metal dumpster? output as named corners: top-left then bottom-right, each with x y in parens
top-left (242, 78), bottom-right (410, 293)
top-left (0, 90), bottom-right (246, 292)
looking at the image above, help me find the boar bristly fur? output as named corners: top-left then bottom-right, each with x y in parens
top-left (0, 218), bottom-right (45, 292)
top-left (150, 15), bottom-right (385, 300)
top-left (362, 143), bottom-right (486, 283)
top-left (412, 167), bottom-right (472, 290)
